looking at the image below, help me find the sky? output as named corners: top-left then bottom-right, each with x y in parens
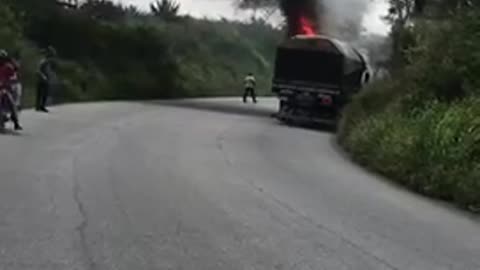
top-left (362, 0), bottom-right (390, 35)
top-left (118, 0), bottom-right (390, 35)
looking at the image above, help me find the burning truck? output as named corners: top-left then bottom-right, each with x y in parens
top-left (272, 35), bottom-right (369, 125)
top-left (271, 0), bottom-right (370, 125)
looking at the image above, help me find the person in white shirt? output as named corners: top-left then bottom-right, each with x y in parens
top-left (10, 51), bottom-right (22, 111)
top-left (243, 72), bottom-right (257, 103)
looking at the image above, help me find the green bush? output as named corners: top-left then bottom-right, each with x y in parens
top-left (339, 8), bottom-right (480, 211)
top-left (342, 99), bottom-right (480, 209)
top-left (0, 4), bottom-right (22, 48)
top-left (2, 0), bottom-right (280, 104)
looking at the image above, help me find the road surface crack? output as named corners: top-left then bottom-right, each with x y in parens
top-left (215, 124), bottom-right (401, 270)
top-left (72, 156), bottom-right (98, 270)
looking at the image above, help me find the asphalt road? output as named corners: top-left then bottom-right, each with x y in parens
top-left (1, 98), bottom-right (479, 270)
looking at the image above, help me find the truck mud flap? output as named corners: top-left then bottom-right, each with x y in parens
top-left (275, 110), bottom-right (337, 127)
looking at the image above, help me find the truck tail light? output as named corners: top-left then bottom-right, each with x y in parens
top-left (320, 96), bottom-right (333, 105)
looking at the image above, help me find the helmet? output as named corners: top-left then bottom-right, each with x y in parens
top-left (0, 50), bottom-right (9, 64)
top-left (0, 49), bottom-right (8, 59)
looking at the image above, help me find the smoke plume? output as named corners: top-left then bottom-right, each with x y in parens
top-left (274, 0), bottom-right (390, 73)
top-left (277, 0), bottom-right (371, 40)
top-left (278, 0), bottom-right (323, 36)
top-left (322, 0), bottom-right (371, 40)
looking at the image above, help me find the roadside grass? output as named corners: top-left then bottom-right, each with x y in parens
top-left (339, 84), bottom-right (480, 211)
top-left (338, 8), bottom-right (480, 212)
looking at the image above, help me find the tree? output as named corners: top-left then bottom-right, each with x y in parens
top-left (125, 5), bottom-right (141, 17)
top-left (5, 0), bottom-right (59, 18)
top-left (0, 1), bottom-right (23, 49)
top-left (57, 0), bottom-right (79, 9)
top-left (235, 0), bottom-right (284, 24)
top-left (235, 0), bottom-right (276, 10)
top-left (79, 0), bottom-right (126, 21)
top-left (424, 0), bottom-right (476, 18)
top-left (386, 0), bottom-right (416, 28)
top-left (150, 0), bottom-right (180, 20)
top-left (414, 0), bottom-right (426, 14)
top-left (384, 0), bottom-right (478, 70)
top-left (385, 0), bottom-right (426, 69)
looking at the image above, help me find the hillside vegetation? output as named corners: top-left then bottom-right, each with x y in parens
top-left (339, 2), bottom-right (480, 211)
top-left (0, 0), bottom-right (280, 106)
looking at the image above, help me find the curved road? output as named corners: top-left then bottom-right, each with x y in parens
top-left (0, 98), bottom-right (479, 270)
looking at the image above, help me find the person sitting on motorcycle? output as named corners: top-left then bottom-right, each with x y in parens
top-left (0, 50), bottom-right (22, 130)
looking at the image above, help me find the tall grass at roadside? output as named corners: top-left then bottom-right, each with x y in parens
top-left (339, 8), bottom-right (480, 211)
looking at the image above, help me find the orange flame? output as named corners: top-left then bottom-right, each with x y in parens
top-left (299, 16), bottom-right (316, 36)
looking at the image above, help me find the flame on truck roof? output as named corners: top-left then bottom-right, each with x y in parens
top-left (281, 35), bottom-right (366, 65)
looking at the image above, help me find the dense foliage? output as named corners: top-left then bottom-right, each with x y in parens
top-left (339, 3), bottom-right (480, 211)
top-left (0, 0), bottom-right (280, 105)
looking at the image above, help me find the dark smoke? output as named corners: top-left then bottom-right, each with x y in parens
top-left (279, 0), bottom-right (324, 36)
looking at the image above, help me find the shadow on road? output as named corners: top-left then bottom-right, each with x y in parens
top-left (145, 99), bottom-right (335, 134)
top-left (145, 99), bottom-right (276, 119)
top-left (0, 129), bottom-right (22, 136)
top-left (275, 118), bottom-right (336, 133)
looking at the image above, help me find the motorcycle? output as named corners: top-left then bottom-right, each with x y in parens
top-left (0, 88), bottom-right (16, 131)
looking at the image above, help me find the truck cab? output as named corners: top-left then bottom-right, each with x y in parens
top-left (272, 35), bottom-right (369, 125)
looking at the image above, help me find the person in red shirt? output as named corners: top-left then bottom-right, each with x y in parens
top-left (0, 50), bottom-right (22, 130)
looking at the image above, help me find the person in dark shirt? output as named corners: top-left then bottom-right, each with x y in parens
top-left (36, 46), bottom-right (57, 113)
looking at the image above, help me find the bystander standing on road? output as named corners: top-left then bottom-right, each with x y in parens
top-left (243, 72), bottom-right (257, 104)
top-left (36, 46), bottom-right (57, 113)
